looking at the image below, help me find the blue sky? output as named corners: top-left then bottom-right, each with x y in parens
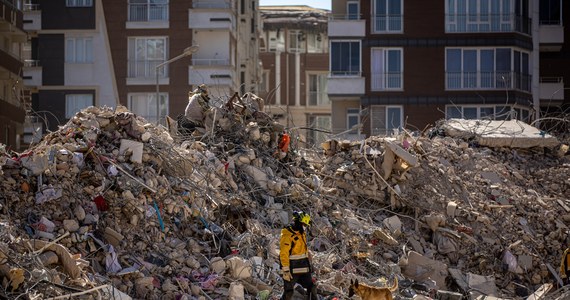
top-left (259, 0), bottom-right (331, 10)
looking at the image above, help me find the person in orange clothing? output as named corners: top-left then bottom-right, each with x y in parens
top-left (275, 131), bottom-right (291, 159)
top-left (279, 211), bottom-right (317, 300)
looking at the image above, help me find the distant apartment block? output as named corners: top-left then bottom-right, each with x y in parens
top-left (22, 0), bottom-right (261, 136)
top-left (0, 0), bottom-right (27, 151)
top-left (329, 0), bottom-right (567, 138)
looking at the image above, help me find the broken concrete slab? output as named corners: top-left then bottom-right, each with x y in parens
top-left (467, 273), bottom-right (497, 298)
top-left (385, 140), bottom-right (419, 167)
top-left (401, 251), bottom-right (448, 289)
top-left (442, 119), bottom-right (559, 148)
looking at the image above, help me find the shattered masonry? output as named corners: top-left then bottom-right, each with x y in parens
top-left (0, 96), bottom-right (569, 299)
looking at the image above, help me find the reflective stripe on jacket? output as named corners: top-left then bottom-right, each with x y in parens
top-left (279, 226), bottom-right (310, 274)
top-left (560, 248), bottom-right (570, 278)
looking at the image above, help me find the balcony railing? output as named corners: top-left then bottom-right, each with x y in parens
top-left (24, 59), bottom-right (40, 67)
top-left (192, 58), bottom-right (230, 66)
top-left (446, 71), bottom-right (531, 92)
top-left (371, 72), bottom-right (403, 90)
top-left (329, 14), bottom-right (361, 20)
top-left (445, 14), bottom-right (531, 35)
top-left (329, 70), bottom-right (361, 77)
top-left (372, 15), bottom-right (403, 33)
top-left (192, 0), bottom-right (231, 9)
top-left (128, 3), bottom-right (168, 22)
top-left (127, 60), bottom-right (166, 78)
top-left (23, 0), bottom-right (38, 11)
top-left (540, 19), bottom-right (562, 25)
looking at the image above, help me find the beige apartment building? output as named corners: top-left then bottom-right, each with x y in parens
top-left (22, 0), bottom-right (261, 135)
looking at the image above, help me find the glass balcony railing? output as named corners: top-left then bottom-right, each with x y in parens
top-left (371, 72), bottom-right (403, 90)
top-left (446, 71), bottom-right (531, 92)
top-left (445, 14), bottom-right (531, 35)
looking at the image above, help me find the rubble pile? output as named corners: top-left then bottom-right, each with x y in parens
top-left (0, 98), bottom-right (569, 300)
top-left (314, 128), bottom-right (569, 298)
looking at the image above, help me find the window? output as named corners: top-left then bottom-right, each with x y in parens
top-left (347, 1), bottom-right (359, 20)
top-left (308, 74), bottom-right (329, 106)
top-left (66, 94), bottom-right (93, 118)
top-left (371, 48), bottom-right (403, 90)
top-left (373, 0), bottom-right (403, 33)
top-left (347, 108), bottom-right (360, 132)
top-left (446, 47), bottom-right (531, 91)
top-left (540, 0), bottom-right (562, 25)
top-left (66, 37), bottom-right (93, 63)
top-left (128, 37), bottom-right (167, 79)
top-left (128, 93), bottom-right (168, 124)
top-left (445, 105), bottom-right (526, 120)
top-left (330, 41), bottom-right (360, 76)
top-left (307, 115), bottom-right (331, 146)
top-left (513, 107), bottom-right (531, 122)
top-left (307, 33), bottom-right (325, 53)
top-left (289, 30), bottom-right (305, 53)
top-left (128, 0), bottom-right (168, 22)
top-left (66, 0), bottom-right (92, 7)
top-left (371, 105), bottom-right (403, 136)
top-left (268, 30), bottom-right (285, 52)
top-left (446, 0), bottom-right (530, 34)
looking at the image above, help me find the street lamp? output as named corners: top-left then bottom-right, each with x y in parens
top-left (155, 45), bottom-right (199, 124)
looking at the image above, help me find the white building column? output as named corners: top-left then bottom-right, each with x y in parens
top-left (532, 0), bottom-right (540, 121)
top-left (295, 52), bottom-right (300, 106)
top-left (275, 51), bottom-right (281, 105)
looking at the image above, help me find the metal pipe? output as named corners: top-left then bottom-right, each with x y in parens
top-left (155, 45), bottom-right (200, 125)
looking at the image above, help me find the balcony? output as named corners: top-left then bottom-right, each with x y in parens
top-left (0, 0), bottom-right (24, 30)
top-left (23, 59), bottom-right (42, 86)
top-left (188, 10), bottom-right (234, 31)
top-left (445, 14), bottom-right (531, 35)
top-left (327, 73), bottom-right (365, 95)
top-left (445, 71), bottom-right (531, 92)
top-left (539, 77), bottom-right (564, 101)
top-left (22, 0), bottom-right (40, 31)
top-left (23, 0), bottom-right (39, 11)
top-left (328, 14), bottom-right (365, 37)
top-left (189, 65), bottom-right (234, 87)
top-left (539, 21), bottom-right (564, 52)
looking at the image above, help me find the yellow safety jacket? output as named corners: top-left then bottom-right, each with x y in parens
top-left (560, 248), bottom-right (570, 278)
top-left (279, 226), bottom-right (311, 274)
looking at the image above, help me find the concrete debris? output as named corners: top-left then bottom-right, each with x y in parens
top-left (442, 118), bottom-right (559, 148)
top-left (0, 102), bottom-right (568, 299)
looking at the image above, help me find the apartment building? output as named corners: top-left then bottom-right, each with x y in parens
top-left (22, 0), bottom-right (261, 134)
top-left (329, 0), bottom-right (567, 138)
top-left (0, 0), bottom-right (26, 151)
top-left (259, 5), bottom-right (330, 146)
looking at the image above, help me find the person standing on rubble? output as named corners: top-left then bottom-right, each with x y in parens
top-left (279, 211), bottom-right (318, 300)
top-left (178, 84), bottom-right (210, 135)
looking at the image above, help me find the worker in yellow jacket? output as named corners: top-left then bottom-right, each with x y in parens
top-left (279, 211), bottom-right (317, 300)
top-left (560, 247), bottom-right (570, 285)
